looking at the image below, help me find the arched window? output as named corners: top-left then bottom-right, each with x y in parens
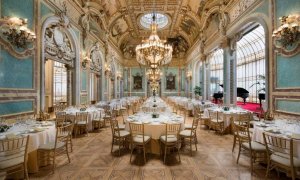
top-left (236, 25), bottom-right (265, 103)
top-left (208, 49), bottom-right (224, 95)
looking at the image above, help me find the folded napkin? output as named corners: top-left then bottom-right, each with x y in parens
top-left (6, 133), bottom-right (17, 139)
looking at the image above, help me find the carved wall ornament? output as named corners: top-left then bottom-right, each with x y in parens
top-left (89, 42), bottom-right (103, 73)
top-left (44, 25), bottom-right (75, 66)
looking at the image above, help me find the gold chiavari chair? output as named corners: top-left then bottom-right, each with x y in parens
top-left (179, 118), bottom-right (199, 156)
top-left (103, 105), bottom-right (112, 127)
top-left (92, 111), bottom-right (104, 130)
top-left (64, 114), bottom-right (75, 152)
top-left (110, 119), bottom-right (130, 156)
top-left (129, 123), bottom-right (151, 164)
top-left (74, 112), bottom-right (89, 137)
top-left (0, 135), bottom-right (29, 179)
top-left (37, 124), bottom-right (72, 172)
top-left (232, 112), bottom-right (252, 152)
top-left (263, 132), bottom-right (300, 180)
top-left (208, 110), bottom-right (224, 134)
top-left (160, 123), bottom-right (181, 164)
top-left (235, 123), bottom-right (266, 172)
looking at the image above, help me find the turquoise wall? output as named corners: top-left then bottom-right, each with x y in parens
top-left (41, 1), bottom-right (53, 17)
top-left (81, 70), bottom-right (87, 91)
top-left (277, 100), bottom-right (300, 115)
top-left (0, 50), bottom-right (33, 89)
top-left (0, 101), bottom-right (33, 115)
top-left (275, 0), bottom-right (300, 88)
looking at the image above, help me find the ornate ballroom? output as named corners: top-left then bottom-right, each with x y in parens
top-left (0, 0), bottom-right (300, 179)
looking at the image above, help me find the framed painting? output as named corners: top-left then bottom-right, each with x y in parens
top-left (166, 73), bottom-right (176, 90)
top-left (133, 74), bottom-right (143, 90)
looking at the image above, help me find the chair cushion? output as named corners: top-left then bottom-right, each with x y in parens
top-left (93, 118), bottom-right (104, 122)
top-left (132, 135), bottom-right (150, 143)
top-left (38, 141), bottom-right (65, 150)
top-left (76, 121), bottom-right (87, 125)
top-left (211, 119), bottom-right (224, 123)
top-left (242, 141), bottom-right (265, 151)
top-left (118, 124), bottom-right (125, 130)
top-left (160, 135), bottom-right (178, 143)
top-left (115, 130), bottom-right (130, 137)
top-left (184, 124), bottom-right (194, 129)
top-left (0, 153), bottom-right (24, 169)
top-left (271, 152), bottom-right (300, 167)
top-left (179, 130), bottom-right (194, 137)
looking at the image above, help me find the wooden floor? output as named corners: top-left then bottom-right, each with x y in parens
top-left (30, 115), bottom-right (292, 180)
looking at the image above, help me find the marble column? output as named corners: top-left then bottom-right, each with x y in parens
top-left (65, 64), bottom-right (73, 106)
top-left (220, 37), bottom-right (231, 105)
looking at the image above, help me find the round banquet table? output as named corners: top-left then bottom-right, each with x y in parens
top-left (0, 121), bottom-right (56, 173)
top-left (125, 112), bottom-right (184, 154)
top-left (252, 120), bottom-right (300, 157)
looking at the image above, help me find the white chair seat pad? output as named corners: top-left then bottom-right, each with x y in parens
top-left (118, 124), bottom-right (125, 130)
top-left (38, 141), bottom-right (65, 150)
top-left (179, 130), bottom-right (194, 137)
top-left (271, 152), bottom-right (300, 167)
top-left (93, 118), bottom-right (104, 122)
top-left (77, 121), bottom-right (87, 125)
top-left (115, 130), bottom-right (130, 137)
top-left (133, 135), bottom-right (151, 143)
top-left (160, 135), bottom-right (178, 143)
top-left (211, 119), bottom-right (224, 123)
top-left (0, 153), bottom-right (24, 169)
top-left (242, 141), bottom-right (265, 151)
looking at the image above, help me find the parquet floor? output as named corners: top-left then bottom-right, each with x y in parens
top-left (30, 114), bottom-right (291, 180)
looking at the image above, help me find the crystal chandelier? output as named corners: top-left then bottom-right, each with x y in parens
top-left (136, 14), bottom-right (172, 69)
top-left (146, 68), bottom-right (162, 82)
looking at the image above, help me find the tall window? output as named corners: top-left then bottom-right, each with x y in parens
top-left (236, 25), bottom-right (265, 103)
top-left (208, 49), bottom-right (224, 95)
top-left (53, 61), bottom-right (67, 104)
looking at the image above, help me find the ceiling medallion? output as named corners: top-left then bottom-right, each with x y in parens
top-left (136, 13), bottom-right (172, 69)
top-left (140, 13), bottom-right (169, 30)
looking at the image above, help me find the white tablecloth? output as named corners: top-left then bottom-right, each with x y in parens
top-left (64, 107), bottom-right (104, 131)
top-left (204, 107), bottom-right (249, 128)
top-left (0, 121), bottom-right (56, 153)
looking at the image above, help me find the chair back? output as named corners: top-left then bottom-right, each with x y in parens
top-left (57, 124), bottom-right (73, 142)
top-left (56, 111), bottom-right (66, 119)
top-left (129, 123), bottom-right (145, 143)
top-left (110, 119), bottom-right (120, 137)
top-left (208, 110), bottom-right (218, 121)
top-left (234, 123), bottom-right (251, 143)
top-left (0, 135), bottom-right (29, 169)
top-left (165, 123), bottom-right (181, 142)
top-left (235, 112), bottom-right (251, 126)
top-left (55, 117), bottom-right (66, 127)
top-left (65, 114), bottom-right (75, 124)
top-left (263, 132), bottom-right (294, 166)
top-left (75, 112), bottom-right (88, 124)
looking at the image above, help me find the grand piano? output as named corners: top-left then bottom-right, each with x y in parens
top-left (213, 84), bottom-right (249, 104)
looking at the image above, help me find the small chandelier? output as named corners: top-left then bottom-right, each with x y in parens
top-left (272, 14), bottom-right (300, 48)
top-left (136, 13), bottom-right (172, 69)
top-left (0, 17), bottom-right (36, 48)
top-left (146, 68), bottom-right (162, 82)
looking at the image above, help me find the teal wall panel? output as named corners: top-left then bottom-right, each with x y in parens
top-left (0, 101), bottom-right (33, 115)
top-left (2, 0), bottom-right (34, 28)
top-left (277, 53), bottom-right (300, 88)
top-left (81, 70), bottom-right (87, 91)
top-left (0, 50), bottom-right (33, 89)
top-left (275, 0), bottom-right (300, 88)
top-left (80, 95), bottom-right (88, 104)
top-left (41, 1), bottom-right (53, 17)
top-left (277, 100), bottom-right (300, 115)
top-left (254, 0), bottom-right (269, 16)
top-left (164, 67), bottom-right (178, 91)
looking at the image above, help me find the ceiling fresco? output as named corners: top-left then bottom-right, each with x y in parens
top-left (74, 0), bottom-right (234, 60)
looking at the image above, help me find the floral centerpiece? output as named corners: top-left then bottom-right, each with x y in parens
top-left (0, 124), bottom-right (10, 133)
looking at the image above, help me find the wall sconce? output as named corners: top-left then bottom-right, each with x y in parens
top-left (116, 71), bottom-right (122, 80)
top-left (81, 56), bottom-right (91, 69)
top-left (272, 14), bottom-right (300, 48)
top-left (0, 17), bottom-right (36, 48)
top-left (186, 71), bottom-right (192, 80)
top-left (104, 64), bottom-right (111, 76)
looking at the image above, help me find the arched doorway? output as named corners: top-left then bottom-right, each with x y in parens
top-left (88, 42), bottom-right (104, 103)
top-left (41, 15), bottom-right (80, 112)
